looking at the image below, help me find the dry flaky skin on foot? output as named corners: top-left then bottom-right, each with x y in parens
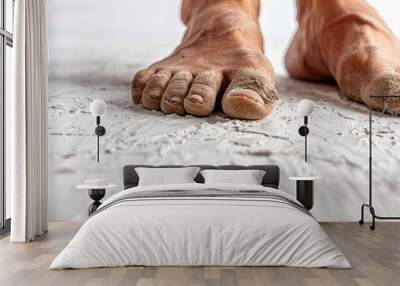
top-left (131, 0), bottom-right (277, 120)
top-left (285, 0), bottom-right (400, 112)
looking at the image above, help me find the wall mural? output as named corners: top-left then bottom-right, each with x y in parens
top-left (48, 0), bottom-right (400, 221)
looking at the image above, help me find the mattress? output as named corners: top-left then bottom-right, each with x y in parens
top-left (50, 183), bottom-right (350, 269)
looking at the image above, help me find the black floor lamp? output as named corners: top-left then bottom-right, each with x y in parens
top-left (359, 95), bottom-right (400, 230)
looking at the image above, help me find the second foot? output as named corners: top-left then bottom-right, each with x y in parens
top-left (285, 0), bottom-right (400, 113)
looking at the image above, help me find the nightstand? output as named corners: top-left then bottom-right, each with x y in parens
top-left (289, 177), bottom-right (321, 210)
top-left (76, 180), bottom-right (117, 215)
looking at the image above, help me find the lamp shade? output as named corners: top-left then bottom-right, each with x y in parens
top-left (298, 99), bottom-right (314, 116)
top-left (90, 99), bottom-right (107, 116)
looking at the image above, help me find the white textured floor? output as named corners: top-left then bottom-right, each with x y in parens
top-left (48, 0), bottom-right (400, 221)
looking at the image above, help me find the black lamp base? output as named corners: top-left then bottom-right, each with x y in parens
top-left (95, 125), bottom-right (106, 136)
top-left (298, 125), bottom-right (309, 136)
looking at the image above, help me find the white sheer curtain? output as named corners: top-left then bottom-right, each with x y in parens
top-left (8, 0), bottom-right (48, 242)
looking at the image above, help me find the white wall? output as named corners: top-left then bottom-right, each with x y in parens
top-left (47, 0), bottom-right (400, 221)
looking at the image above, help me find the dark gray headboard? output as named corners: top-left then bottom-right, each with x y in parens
top-left (123, 165), bottom-right (280, 189)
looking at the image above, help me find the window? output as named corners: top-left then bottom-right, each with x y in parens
top-left (0, 0), bottom-right (14, 233)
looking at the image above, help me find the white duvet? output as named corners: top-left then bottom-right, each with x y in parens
top-left (50, 183), bottom-right (350, 269)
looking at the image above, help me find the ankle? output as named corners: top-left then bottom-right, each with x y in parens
top-left (296, 0), bottom-right (374, 22)
top-left (181, 0), bottom-right (260, 24)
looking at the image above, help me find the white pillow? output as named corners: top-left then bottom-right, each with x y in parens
top-left (200, 169), bottom-right (266, 185)
top-left (135, 167), bottom-right (200, 186)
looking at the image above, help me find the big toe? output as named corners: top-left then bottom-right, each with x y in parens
top-left (363, 72), bottom-right (400, 113)
top-left (184, 70), bottom-right (223, 116)
top-left (222, 69), bottom-right (277, 120)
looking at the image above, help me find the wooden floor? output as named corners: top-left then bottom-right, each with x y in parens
top-left (0, 222), bottom-right (399, 286)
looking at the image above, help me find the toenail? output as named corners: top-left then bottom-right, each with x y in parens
top-left (227, 89), bottom-right (263, 104)
top-left (147, 89), bottom-right (161, 99)
top-left (187, 94), bottom-right (203, 103)
top-left (170, 96), bottom-right (181, 103)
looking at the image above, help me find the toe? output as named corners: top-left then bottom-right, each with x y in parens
top-left (222, 69), bottom-right (277, 120)
top-left (161, 71), bottom-right (193, 115)
top-left (184, 70), bottom-right (223, 116)
top-left (131, 69), bottom-right (155, 104)
top-left (142, 69), bottom-right (172, 110)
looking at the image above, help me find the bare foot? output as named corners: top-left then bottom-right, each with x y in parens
top-left (285, 0), bottom-right (400, 112)
top-left (131, 0), bottom-right (277, 120)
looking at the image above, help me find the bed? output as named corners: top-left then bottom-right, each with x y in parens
top-left (50, 165), bottom-right (350, 269)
